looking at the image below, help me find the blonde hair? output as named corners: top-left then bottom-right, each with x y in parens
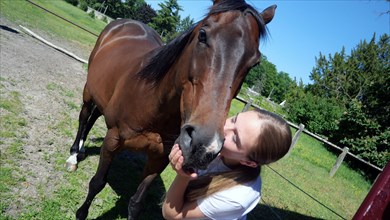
top-left (184, 109), bottom-right (292, 202)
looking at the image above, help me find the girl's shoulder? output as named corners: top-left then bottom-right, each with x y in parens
top-left (197, 176), bottom-right (261, 219)
top-left (224, 175), bottom-right (262, 201)
top-left (203, 175), bottom-right (261, 207)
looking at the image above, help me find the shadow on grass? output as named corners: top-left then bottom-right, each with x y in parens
top-left (248, 204), bottom-right (323, 220)
top-left (81, 137), bottom-right (104, 160)
top-left (82, 146), bottom-right (320, 220)
top-left (88, 150), bottom-right (166, 220)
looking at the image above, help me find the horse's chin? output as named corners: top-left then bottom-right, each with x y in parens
top-left (182, 150), bottom-right (216, 171)
top-left (175, 133), bottom-right (222, 170)
top-left (182, 165), bottom-right (196, 174)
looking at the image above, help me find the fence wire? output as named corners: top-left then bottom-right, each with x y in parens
top-left (266, 165), bottom-right (347, 220)
top-left (26, 0), bottom-right (99, 37)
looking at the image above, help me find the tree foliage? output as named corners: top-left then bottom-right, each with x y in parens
top-left (176, 15), bottom-right (194, 33)
top-left (245, 55), bottom-right (294, 104)
top-left (287, 92), bottom-right (344, 136)
top-left (79, 0), bottom-right (156, 24)
top-left (79, 0), bottom-right (193, 40)
top-left (148, 0), bottom-right (182, 42)
top-left (334, 99), bottom-right (389, 168)
top-left (131, 2), bottom-right (157, 24)
top-left (65, 0), bottom-right (79, 6)
top-left (287, 33), bottom-right (389, 168)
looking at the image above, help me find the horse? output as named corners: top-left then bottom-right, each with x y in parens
top-left (67, 1), bottom-right (276, 219)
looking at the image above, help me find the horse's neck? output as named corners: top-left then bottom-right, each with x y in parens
top-left (155, 71), bottom-right (180, 106)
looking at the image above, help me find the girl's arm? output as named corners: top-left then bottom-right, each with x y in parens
top-left (162, 145), bottom-right (205, 220)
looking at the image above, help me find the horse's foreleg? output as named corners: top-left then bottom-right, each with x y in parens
top-left (66, 100), bottom-right (93, 172)
top-left (66, 101), bottom-right (102, 172)
top-left (128, 150), bottom-right (169, 220)
top-left (128, 173), bottom-right (159, 220)
top-left (76, 129), bottom-right (118, 220)
top-left (77, 106), bottom-right (102, 160)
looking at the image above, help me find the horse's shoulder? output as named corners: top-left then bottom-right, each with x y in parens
top-left (102, 19), bottom-right (161, 45)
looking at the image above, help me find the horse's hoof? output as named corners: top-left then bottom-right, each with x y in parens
top-left (65, 162), bottom-right (78, 172)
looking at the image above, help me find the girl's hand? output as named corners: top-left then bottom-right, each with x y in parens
top-left (169, 144), bottom-right (198, 180)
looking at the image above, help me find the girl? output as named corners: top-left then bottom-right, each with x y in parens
top-left (162, 109), bottom-right (292, 220)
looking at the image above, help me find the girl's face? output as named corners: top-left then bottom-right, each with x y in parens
top-left (220, 111), bottom-right (262, 162)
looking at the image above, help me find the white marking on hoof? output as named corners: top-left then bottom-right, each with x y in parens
top-left (65, 162), bottom-right (77, 172)
top-left (66, 153), bottom-right (78, 165)
top-left (65, 154), bottom-right (78, 172)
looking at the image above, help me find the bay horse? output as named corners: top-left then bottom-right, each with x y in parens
top-left (68, 0), bottom-right (276, 219)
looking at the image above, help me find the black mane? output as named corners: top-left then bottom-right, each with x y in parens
top-left (136, 25), bottom-right (196, 84)
top-left (137, 0), bottom-right (267, 84)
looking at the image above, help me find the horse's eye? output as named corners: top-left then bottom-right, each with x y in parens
top-left (198, 29), bottom-right (207, 43)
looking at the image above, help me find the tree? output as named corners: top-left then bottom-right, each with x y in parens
top-left (131, 2), bottom-right (157, 24)
top-left (310, 34), bottom-right (389, 106)
top-left (245, 55), bottom-right (275, 95)
top-left (334, 99), bottom-right (389, 168)
top-left (245, 55), bottom-right (293, 103)
top-left (272, 71), bottom-right (293, 104)
top-left (176, 15), bottom-right (194, 33)
top-left (81, 0), bottom-right (156, 22)
top-left (65, 0), bottom-right (79, 6)
top-left (304, 33), bottom-right (390, 168)
top-left (148, 0), bottom-right (182, 42)
top-left (287, 92), bottom-right (344, 136)
top-left (102, 0), bottom-right (125, 19)
top-left (309, 48), bottom-right (352, 101)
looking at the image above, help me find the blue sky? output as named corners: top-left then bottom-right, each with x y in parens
top-left (145, 0), bottom-right (389, 84)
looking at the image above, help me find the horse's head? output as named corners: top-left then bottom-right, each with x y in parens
top-left (175, 1), bottom-right (277, 171)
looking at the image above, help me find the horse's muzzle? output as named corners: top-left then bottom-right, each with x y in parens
top-left (177, 124), bottom-right (223, 170)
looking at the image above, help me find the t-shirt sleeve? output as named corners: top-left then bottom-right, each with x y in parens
top-left (197, 190), bottom-right (246, 220)
top-left (197, 181), bottom-right (261, 220)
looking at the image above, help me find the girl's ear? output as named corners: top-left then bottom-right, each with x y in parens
top-left (240, 160), bottom-right (258, 168)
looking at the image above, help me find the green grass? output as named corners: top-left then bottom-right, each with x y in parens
top-left (0, 87), bottom-right (28, 218)
top-left (228, 99), bottom-right (246, 117)
top-left (0, 1), bottom-right (372, 219)
top-left (0, 0), bottom-right (105, 52)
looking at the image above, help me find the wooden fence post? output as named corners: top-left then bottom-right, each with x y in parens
top-left (329, 147), bottom-right (349, 177)
top-left (242, 98), bottom-right (253, 112)
top-left (285, 123), bottom-right (305, 157)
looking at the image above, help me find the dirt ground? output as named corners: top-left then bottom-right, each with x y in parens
top-left (0, 16), bottom-right (89, 216)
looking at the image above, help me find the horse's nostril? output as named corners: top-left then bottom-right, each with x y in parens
top-left (181, 125), bottom-right (196, 148)
top-left (185, 126), bottom-right (195, 138)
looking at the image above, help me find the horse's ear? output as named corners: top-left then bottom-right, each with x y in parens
top-left (260, 5), bottom-right (277, 24)
top-left (212, 0), bottom-right (220, 5)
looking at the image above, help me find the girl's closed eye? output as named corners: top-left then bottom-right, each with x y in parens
top-left (233, 113), bottom-right (239, 123)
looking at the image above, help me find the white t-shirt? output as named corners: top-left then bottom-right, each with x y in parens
top-left (196, 156), bottom-right (262, 220)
